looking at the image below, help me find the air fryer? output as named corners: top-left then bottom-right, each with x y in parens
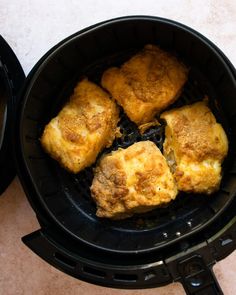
top-left (1, 16), bottom-right (236, 295)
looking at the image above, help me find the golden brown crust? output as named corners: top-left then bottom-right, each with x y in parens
top-left (90, 141), bottom-right (177, 219)
top-left (161, 101), bottom-right (228, 194)
top-left (41, 78), bottom-right (119, 173)
top-left (102, 44), bottom-right (188, 125)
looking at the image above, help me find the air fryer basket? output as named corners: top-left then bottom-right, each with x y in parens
top-left (0, 35), bottom-right (25, 194)
top-left (18, 16), bottom-right (236, 255)
top-left (16, 16), bottom-right (236, 294)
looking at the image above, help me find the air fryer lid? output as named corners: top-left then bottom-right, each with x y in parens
top-left (18, 16), bottom-right (236, 255)
top-left (0, 35), bottom-right (25, 194)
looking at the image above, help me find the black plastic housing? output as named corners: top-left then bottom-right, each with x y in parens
top-left (14, 16), bottom-right (236, 293)
top-left (0, 35), bottom-right (25, 194)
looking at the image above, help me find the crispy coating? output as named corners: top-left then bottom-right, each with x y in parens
top-left (41, 79), bottom-right (119, 173)
top-left (161, 101), bottom-right (228, 194)
top-left (90, 141), bottom-right (177, 219)
top-left (102, 44), bottom-right (188, 125)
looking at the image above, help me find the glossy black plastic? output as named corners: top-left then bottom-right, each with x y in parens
top-left (0, 35), bottom-right (25, 194)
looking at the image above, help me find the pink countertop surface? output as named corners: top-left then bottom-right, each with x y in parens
top-left (0, 1), bottom-right (236, 294)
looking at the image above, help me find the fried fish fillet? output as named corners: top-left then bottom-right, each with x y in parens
top-left (161, 101), bottom-right (228, 194)
top-left (41, 79), bottom-right (119, 173)
top-left (102, 44), bottom-right (188, 125)
top-left (90, 141), bottom-right (177, 219)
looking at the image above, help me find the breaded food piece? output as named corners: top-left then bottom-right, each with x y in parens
top-left (90, 141), bottom-right (177, 219)
top-left (41, 79), bottom-right (119, 173)
top-left (102, 44), bottom-right (188, 125)
top-left (161, 101), bottom-right (228, 194)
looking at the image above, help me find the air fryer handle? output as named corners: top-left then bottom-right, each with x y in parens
top-left (166, 217), bottom-right (236, 295)
top-left (180, 270), bottom-right (223, 295)
top-left (177, 255), bottom-right (223, 295)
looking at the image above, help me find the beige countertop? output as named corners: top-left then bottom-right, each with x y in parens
top-left (0, 0), bottom-right (236, 294)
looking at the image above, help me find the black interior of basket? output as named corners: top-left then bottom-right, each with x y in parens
top-left (20, 18), bottom-right (236, 253)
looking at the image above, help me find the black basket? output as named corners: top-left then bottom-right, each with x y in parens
top-left (0, 35), bottom-right (25, 194)
top-left (16, 16), bottom-right (236, 294)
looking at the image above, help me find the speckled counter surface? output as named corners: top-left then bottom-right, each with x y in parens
top-left (0, 1), bottom-right (236, 294)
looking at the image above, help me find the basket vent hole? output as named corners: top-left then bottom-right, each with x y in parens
top-left (54, 252), bottom-right (76, 268)
top-left (114, 273), bottom-right (138, 282)
top-left (83, 266), bottom-right (106, 278)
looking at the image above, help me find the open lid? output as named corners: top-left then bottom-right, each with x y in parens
top-left (0, 35), bottom-right (25, 194)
